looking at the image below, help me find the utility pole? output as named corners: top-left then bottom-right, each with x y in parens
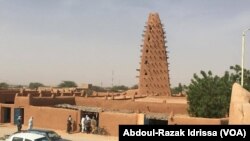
top-left (112, 70), bottom-right (114, 87)
top-left (241, 28), bottom-right (250, 86)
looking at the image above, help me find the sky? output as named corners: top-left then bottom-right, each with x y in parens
top-left (0, 0), bottom-right (250, 87)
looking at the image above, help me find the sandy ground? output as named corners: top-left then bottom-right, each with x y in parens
top-left (0, 123), bottom-right (118, 141)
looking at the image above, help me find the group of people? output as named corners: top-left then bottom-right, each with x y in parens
top-left (66, 114), bottom-right (97, 134)
top-left (16, 116), bottom-right (33, 132)
top-left (81, 115), bottom-right (97, 134)
top-left (16, 115), bottom-right (97, 134)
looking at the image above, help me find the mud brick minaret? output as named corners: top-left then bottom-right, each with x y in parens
top-left (138, 13), bottom-right (171, 96)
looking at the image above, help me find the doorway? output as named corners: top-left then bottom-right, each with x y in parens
top-left (2, 107), bottom-right (11, 123)
top-left (144, 117), bottom-right (168, 125)
top-left (14, 108), bottom-right (24, 125)
top-left (147, 119), bottom-right (168, 125)
top-left (80, 111), bottom-right (99, 125)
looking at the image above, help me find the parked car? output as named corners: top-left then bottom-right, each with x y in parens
top-left (6, 132), bottom-right (49, 141)
top-left (25, 129), bottom-right (63, 141)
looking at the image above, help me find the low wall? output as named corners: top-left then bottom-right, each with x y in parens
top-left (30, 97), bottom-right (75, 106)
top-left (18, 106), bottom-right (142, 136)
top-left (229, 83), bottom-right (250, 124)
top-left (99, 112), bottom-right (138, 136)
top-left (168, 115), bottom-right (228, 125)
top-left (75, 97), bottom-right (187, 114)
top-left (24, 106), bottom-right (79, 131)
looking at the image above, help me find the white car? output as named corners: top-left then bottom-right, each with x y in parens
top-left (6, 132), bottom-right (49, 141)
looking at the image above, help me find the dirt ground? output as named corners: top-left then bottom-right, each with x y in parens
top-left (0, 123), bottom-right (118, 141)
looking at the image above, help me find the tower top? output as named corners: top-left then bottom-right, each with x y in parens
top-left (147, 12), bottom-right (161, 24)
top-left (149, 12), bottom-right (159, 17)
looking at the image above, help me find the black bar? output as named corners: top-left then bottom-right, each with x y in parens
top-left (119, 125), bottom-right (250, 141)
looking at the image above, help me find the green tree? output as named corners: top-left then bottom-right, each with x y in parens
top-left (130, 84), bottom-right (138, 89)
top-left (171, 83), bottom-right (187, 95)
top-left (14, 85), bottom-right (24, 88)
top-left (29, 82), bottom-right (44, 89)
top-left (110, 85), bottom-right (129, 92)
top-left (91, 85), bottom-right (107, 92)
top-left (58, 81), bottom-right (77, 88)
top-left (0, 82), bottom-right (9, 89)
top-left (187, 71), bottom-right (232, 118)
top-left (229, 64), bottom-right (250, 91)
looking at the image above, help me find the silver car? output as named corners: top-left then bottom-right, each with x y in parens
top-left (25, 129), bottom-right (63, 141)
top-left (6, 132), bottom-right (49, 141)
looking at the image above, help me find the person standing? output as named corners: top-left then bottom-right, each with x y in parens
top-left (28, 116), bottom-right (33, 130)
top-left (81, 116), bottom-right (85, 133)
top-left (17, 116), bottom-right (22, 132)
top-left (84, 115), bottom-right (91, 134)
top-left (67, 115), bottom-right (72, 134)
top-left (91, 116), bottom-right (97, 134)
